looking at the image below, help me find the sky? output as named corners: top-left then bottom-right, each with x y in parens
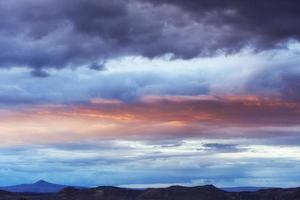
top-left (0, 0), bottom-right (300, 188)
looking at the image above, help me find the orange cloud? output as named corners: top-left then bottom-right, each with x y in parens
top-left (0, 95), bottom-right (299, 146)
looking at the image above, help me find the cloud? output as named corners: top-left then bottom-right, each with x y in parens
top-left (147, 0), bottom-right (300, 48)
top-left (202, 143), bottom-right (244, 153)
top-left (1, 0), bottom-right (300, 73)
top-left (1, 94), bottom-right (300, 149)
top-left (244, 52), bottom-right (300, 101)
top-left (89, 62), bottom-right (106, 71)
top-left (30, 69), bottom-right (51, 78)
top-left (0, 61), bottom-right (211, 105)
top-left (0, 0), bottom-right (300, 188)
top-left (1, 46), bottom-right (299, 106)
top-left (1, 139), bottom-right (300, 187)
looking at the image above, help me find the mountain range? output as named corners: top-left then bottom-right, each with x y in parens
top-left (0, 180), bottom-right (268, 193)
top-left (0, 182), bottom-right (299, 200)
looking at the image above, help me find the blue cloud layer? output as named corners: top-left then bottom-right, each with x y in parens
top-left (0, 137), bottom-right (300, 187)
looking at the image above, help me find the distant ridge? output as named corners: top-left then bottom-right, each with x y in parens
top-left (0, 184), bottom-right (299, 200)
top-left (0, 180), bottom-right (83, 193)
top-left (221, 186), bottom-right (271, 192)
top-left (0, 180), bottom-right (276, 194)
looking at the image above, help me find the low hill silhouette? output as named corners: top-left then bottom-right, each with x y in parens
top-left (0, 184), bottom-right (299, 200)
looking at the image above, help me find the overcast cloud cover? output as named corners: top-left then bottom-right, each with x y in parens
top-left (1, 0), bottom-right (300, 73)
top-left (0, 0), bottom-right (300, 188)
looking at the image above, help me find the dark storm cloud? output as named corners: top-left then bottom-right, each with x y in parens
top-left (147, 0), bottom-right (300, 48)
top-left (1, 0), bottom-right (300, 72)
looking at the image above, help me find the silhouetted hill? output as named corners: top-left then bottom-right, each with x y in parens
top-left (56, 186), bottom-right (144, 200)
top-left (0, 184), bottom-right (300, 200)
top-left (256, 187), bottom-right (300, 199)
top-left (0, 180), bottom-right (81, 193)
top-left (136, 185), bottom-right (227, 200)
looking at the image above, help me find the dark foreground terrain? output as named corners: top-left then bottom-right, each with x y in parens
top-left (0, 185), bottom-right (300, 200)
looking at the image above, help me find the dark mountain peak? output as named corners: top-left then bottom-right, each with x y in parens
top-left (193, 184), bottom-right (224, 194)
top-left (197, 184), bottom-right (219, 190)
top-left (96, 186), bottom-right (120, 190)
top-left (167, 185), bottom-right (186, 189)
top-left (0, 180), bottom-right (68, 193)
top-left (167, 184), bottom-right (221, 192)
top-left (34, 180), bottom-right (50, 185)
top-left (166, 185), bottom-right (189, 192)
top-left (166, 184), bottom-right (218, 189)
